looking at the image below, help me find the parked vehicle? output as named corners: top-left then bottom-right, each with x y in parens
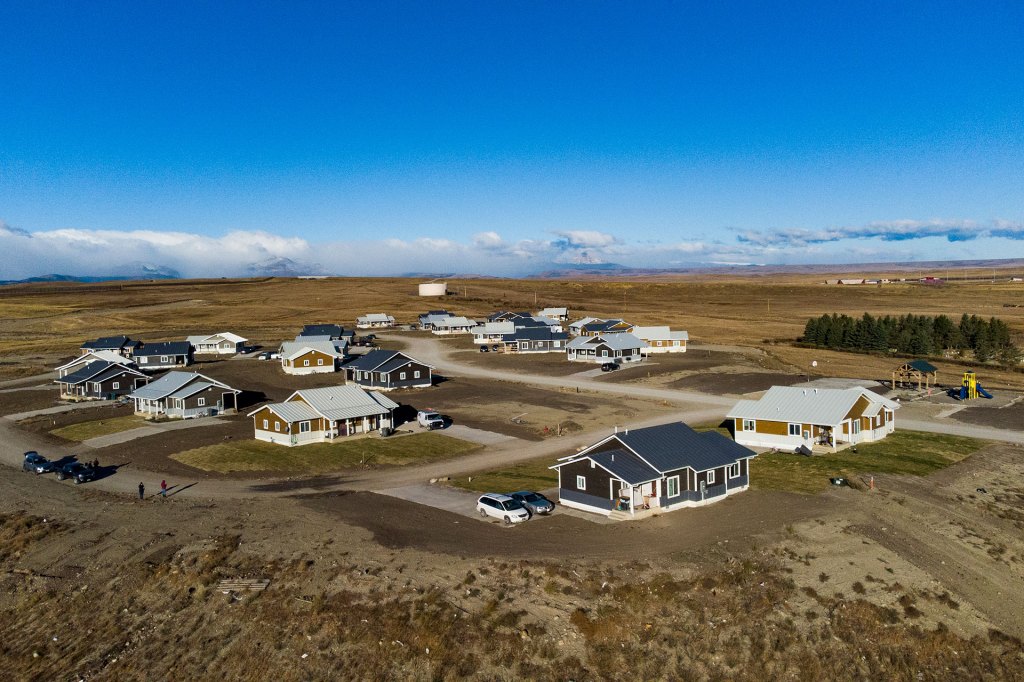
top-left (479, 346), bottom-right (489, 353)
top-left (256, 351), bottom-right (271, 360)
top-left (22, 451), bottom-right (53, 474)
top-left (509, 491), bottom-right (555, 516)
top-left (55, 461), bottom-right (96, 484)
top-left (476, 493), bottom-right (530, 525)
top-left (417, 410), bottom-right (445, 429)
top-left (491, 344), bottom-right (500, 351)
top-left (600, 362), bottom-right (619, 372)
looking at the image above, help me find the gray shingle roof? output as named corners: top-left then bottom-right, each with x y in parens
top-left (345, 350), bottom-right (431, 373)
top-left (908, 359), bottom-right (938, 373)
top-left (300, 324), bottom-right (343, 338)
top-left (589, 448), bottom-right (661, 485)
top-left (615, 422), bottom-right (754, 473)
top-left (566, 333), bottom-right (646, 351)
top-left (168, 382), bottom-right (215, 400)
top-left (135, 341), bottom-right (192, 357)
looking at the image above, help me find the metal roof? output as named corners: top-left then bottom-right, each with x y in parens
top-left (81, 335), bottom-right (138, 350)
top-left (287, 385), bottom-right (398, 421)
top-left (357, 313), bottom-right (394, 323)
top-left (537, 307), bottom-right (567, 317)
top-left (632, 326), bottom-right (689, 342)
top-left (253, 401), bottom-right (321, 423)
top-left (727, 386), bottom-right (900, 425)
top-left (907, 359), bottom-right (938, 373)
top-left (186, 332), bottom-right (247, 345)
top-left (434, 316), bottom-right (475, 328)
top-left (168, 382), bottom-right (216, 400)
top-left (471, 321), bottom-right (516, 335)
top-left (566, 332), bottom-right (647, 351)
top-left (280, 340), bottom-right (343, 361)
top-left (130, 371), bottom-right (232, 400)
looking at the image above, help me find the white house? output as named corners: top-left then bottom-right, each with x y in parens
top-left (536, 307), bottom-right (569, 321)
top-left (356, 313), bottom-right (396, 329)
top-left (186, 332), bottom-right (248, 355)
top-left (727, 386), bottom-right (900, 452)
top-left (632, 326), bottom-right (688, 354)
top-left (431, 316), bottom-right (477, 335)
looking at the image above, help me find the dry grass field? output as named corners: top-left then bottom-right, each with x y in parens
top-left (3, 272), bottom-right (1024, 679)
top-left (1, 272), bottom-right (1022, 385)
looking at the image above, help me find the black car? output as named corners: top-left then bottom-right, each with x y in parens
top-left (491, 344), bottom-right (500, 351)
top-left (22, 451), bottom-right (53, 474)
top-left (600, 362), bottom-right (619, 372)
top-left (56, 461), bottom-right (97, 484)
top-left (479, 345), bottom-right (489, 352)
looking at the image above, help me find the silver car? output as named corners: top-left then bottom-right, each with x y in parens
top-left (476, 493), bottom-right (530, 525)
top-left (509, 491), bottom-right (555, 516)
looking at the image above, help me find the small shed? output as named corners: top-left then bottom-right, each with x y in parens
top-left (892, 359), bottom-right (938, 390)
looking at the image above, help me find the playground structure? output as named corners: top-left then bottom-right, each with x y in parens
top-left (954, 371), bottom-right (993, 400)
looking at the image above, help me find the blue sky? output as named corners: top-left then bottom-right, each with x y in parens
top-left (1, 1), bottom-right (1023, 277)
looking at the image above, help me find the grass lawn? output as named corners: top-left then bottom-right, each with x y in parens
top-left (450, 458), bottom-right (558, 494)
top-left (51, 416), bottom-right (147, 442)
top-left (170, 432), bottom-right (481, 474)
top-left (750, 430), bottom-right (988, 494)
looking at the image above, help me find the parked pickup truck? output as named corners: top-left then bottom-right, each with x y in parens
top-left (417, 410), bottom-right (445, 429)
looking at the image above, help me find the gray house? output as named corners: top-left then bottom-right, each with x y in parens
top-left (134, 341), bottom-right (194, 370)
top-left (56, 360), bottom-right (149, 400)
top-left (565, 332), bottom-right (647, 364)
top-left (344, 350), bottom-right (433, 390)
top-left (551, 422), bottom-right (755, 518)
top-left (129, 371), bottom-right (240, 419)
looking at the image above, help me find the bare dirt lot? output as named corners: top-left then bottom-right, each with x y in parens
top-left (0, 385), bottom-right (61, 416)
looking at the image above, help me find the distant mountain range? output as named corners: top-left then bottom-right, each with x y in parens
top-left (3, 257), bottom-right (1023, 285)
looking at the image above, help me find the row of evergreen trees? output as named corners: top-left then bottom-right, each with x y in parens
top-left (801, 313), bottom-right (1021, 365)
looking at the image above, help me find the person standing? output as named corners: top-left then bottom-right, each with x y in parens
top-left (138, 482), bottom-right (145, 500)
top-left (160, 480), bottom-right (167, 498)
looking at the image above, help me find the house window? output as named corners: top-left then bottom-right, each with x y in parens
top-left (743, 419), bottom-right (755, 431)
top-left (852, 421), bottom-right (861, 435)
top-left (198, 397), bottom-right (206, 407)
top-left (299, 421), bottom-right (311, 433)
top-left (274, 422), bottom-right (281, 432)
top-left (303, 359), bottom-right (310, 366)
top-left (706, 470), bottom-right (716, 485)
top-left (666, 475), bottom-right (680, 497)
top-left (112, 382), bottom-right (119, 389)
top-left (263, 419), bottom-right (269, 429)
top-left (728, 463), bottom-right (740, 478)
top-left (140, 357), bottom-right (148, 364)
top-left (601, 350), bottom-right (609, 357)
top-left (788, 423), bottom-right (801, 436)
top-left (317, 358), bottom-right (324, 366)
top-left (413, 371), bottom-right (420, 379)
top-left (400, 372), bottom-right (407, 380)
top-left (575, 475), bottom-right (586, 491)
top-left (161, 356), bottom-right (169, 363)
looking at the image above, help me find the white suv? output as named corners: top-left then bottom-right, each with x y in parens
top-left (476, 493), bottom-right (530, 525)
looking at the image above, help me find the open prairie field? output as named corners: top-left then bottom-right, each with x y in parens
top-left (2, 273), bottom-right (1022, 385)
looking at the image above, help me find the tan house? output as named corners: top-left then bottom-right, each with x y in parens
top-left (632, 326), bottom-right (688, 354)
top-left (248, 385), bottom-right (399, 446)
top-left (727, 386), bottom-right (899, 452)
top-left (279, 340), bottom-right (344, 375)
